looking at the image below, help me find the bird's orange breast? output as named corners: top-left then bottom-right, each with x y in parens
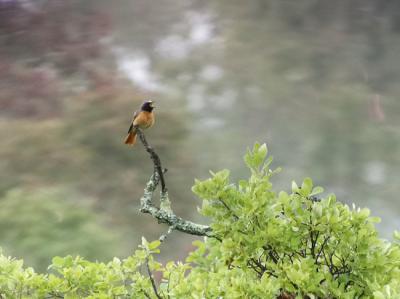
top-left (133, 111), bottom-right (155, 129)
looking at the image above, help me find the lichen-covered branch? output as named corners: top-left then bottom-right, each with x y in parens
top-left (136, 130), bottom-right (213, 238)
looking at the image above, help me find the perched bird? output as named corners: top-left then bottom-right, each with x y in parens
top-left (124, 100), bottom-right (155, 146)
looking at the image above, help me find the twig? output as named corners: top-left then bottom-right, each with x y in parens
top-left (315, 236), bottom-right (330, 264)
top-left (167, 272), bottom-right (172, 299)
top-left (218, 197), bottom-right (239, 220)
top-left (159, 225), bottom-right (176, 243)
top-left (146, 257), bottom-right (162, 299)
top-left (262, 245), bottom-right (279, 264)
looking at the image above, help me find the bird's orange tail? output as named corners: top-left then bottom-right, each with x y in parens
top-left (124, 131), bottom-right (137, 145)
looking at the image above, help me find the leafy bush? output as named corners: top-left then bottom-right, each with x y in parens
top-left (0, 144), bottom-right (399, 298)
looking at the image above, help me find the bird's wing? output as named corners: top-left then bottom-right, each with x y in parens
top-left (127, 110), bottom-right (138, 133)
top-left (127, 123), bottom-right (134, 133)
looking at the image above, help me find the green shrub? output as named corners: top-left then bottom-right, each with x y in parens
top-left (0, 144), bottom-right (399, 298)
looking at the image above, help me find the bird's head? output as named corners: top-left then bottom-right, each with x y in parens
top-left (141, 100), bottom-right (155, 112)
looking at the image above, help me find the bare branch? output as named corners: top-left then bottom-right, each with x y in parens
top-left (136, 128), bottom-right (167, 193)
top-left (159, 225), bottom-right (176, 243)
top-left (315, 236), bottom-right (330, 264)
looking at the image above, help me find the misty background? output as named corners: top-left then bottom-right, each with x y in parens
top-left (1, 0), bottom-right (399, 271)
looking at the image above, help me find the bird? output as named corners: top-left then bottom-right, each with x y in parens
top-left (124, 100), bottom-right (155, 146)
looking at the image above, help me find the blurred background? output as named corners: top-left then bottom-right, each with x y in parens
top-left (1, 0), bottom-right (399, 271)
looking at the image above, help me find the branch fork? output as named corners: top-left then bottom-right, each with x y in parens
top-left (135, 128), bottom-right (213, 239)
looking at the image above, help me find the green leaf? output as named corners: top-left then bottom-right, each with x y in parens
top-left (51, 256), bottom-right (64, 268)
top-left (148, 240), bottom-right (161, 251)
top-left (301, 177), bottom-right (313, 196)
top-left (369, 216), bottom-right (381, 223)
top-left (291, 180), bottom-right (299, 193)
top-left (310, 186), bottom-right (324, 196)
top-left (244, 142), bottom-right (268, 170)
top-left (373, 291), bottom-right (385, 299)
top-left (258, 143), bottom-right (268, 160)
top-left (141, 237), bottom-right (149, 250)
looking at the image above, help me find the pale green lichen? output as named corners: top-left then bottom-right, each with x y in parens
top-left (139, 172), bottom-right (212, 237)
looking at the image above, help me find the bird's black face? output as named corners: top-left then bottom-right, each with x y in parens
top-left (141, 100), bottom-right (155, 112)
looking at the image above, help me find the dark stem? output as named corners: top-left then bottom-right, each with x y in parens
top-left (146, 257), bottom-right (162, 299)
top-left (262, 245), bottom-right (279, 264)
top-left (315, 236), bottom-right (330, 264)
top-left (218, 197), bottom-right (239, 220)
top-left (136, 128), bottom-right (167, 193)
